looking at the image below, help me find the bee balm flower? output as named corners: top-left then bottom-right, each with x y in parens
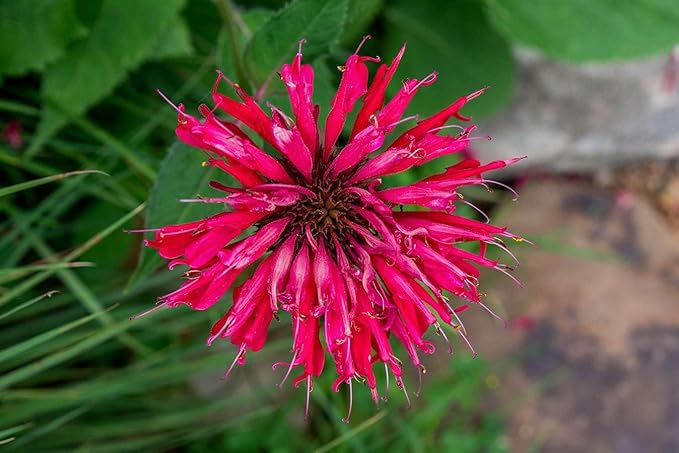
top-left (139, 38), bottom-right (522, 419)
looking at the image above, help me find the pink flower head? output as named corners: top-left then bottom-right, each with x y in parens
top-left (140, 38), bottom-right (523, 419)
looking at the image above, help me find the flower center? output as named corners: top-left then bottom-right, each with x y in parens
top-left (286, 178), bottom-right (361, 239)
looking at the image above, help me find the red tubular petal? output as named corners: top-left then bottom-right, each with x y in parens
top-left (326, 125), bottom-right (384, 178)
top-left (389, 87), bottom-right (486, 149)
top-left (269, 233), bottom-right (298, 311)
top-left (270, 109), bottom-right (314, 181)
top-left (351, 43), bottom-right (406, 138)
top-left (218, 218), bottom-right (291, 270)
top-left (373, 256), bottom-right (437, 327)
top-left (146, 211), bottom-right (262, 264)
top-left (204, 158), bottom-right (263, 187)
top-left (281, 48), bottom-right (319, 154)
top-left (373, 73), bottom-right (437, 133)
top-left (175, 107), bottom-right (293, 183)
top-left (324, 54), bottom-right (371, 159)
top-left (423, 157), bottom-right (524, 184)
top-left (212, 71), bottom-right (276, 145)
top-left (313, 240), bottom-right (351, 337)
top-left (160, 260), bottom-right (239, 311)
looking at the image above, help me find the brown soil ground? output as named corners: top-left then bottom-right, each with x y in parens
top-left (464, 178), bottom-right (679, 452)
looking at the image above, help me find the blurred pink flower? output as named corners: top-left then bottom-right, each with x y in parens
top-left (141, 38), bottom-right (522, 419)
top-left (2, 120), bottom-right (22, 149)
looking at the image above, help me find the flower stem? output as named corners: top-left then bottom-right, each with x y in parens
top-left (215, 0), bottom-right (250, 89)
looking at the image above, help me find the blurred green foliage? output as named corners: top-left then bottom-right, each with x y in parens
top-left (2, 0), bottom-right (679, 450)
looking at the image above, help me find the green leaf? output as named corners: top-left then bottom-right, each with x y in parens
top-left (485, 0), bottom-right (679, 62)
top-left (339, 0), bottom-right (384, 47)
top-left (310, 57), bottom-right (336, 120)
top-left (217, 9), bottom-right (274, 78)
top-left (383, 0), bottom-right (514, 118)
top-left (0, 0), bottom-right (86, 76)
top-left (71, 202), bottom-right (137, 274)
top-left (150, 17), bottom-right (194, 61)
top-left (28, 0), bottom-right (186, 156)
top-left (126, 142), bottom-right (221, 290)
top-left (244, 0), bottom-right (348, 89)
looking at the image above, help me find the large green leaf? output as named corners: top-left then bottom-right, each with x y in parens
top-left (29, 0), bottom-right (186, 156)
top-left (310, 57), bottom-right (336, 120)
top-left (127, 142), bottom-right (221, 290)
top-left (383, 0), bottom-right (514, 118)
top-left (485, 0), bottom-right (679, 62)
top-left (244, 0), bottom-right (348, 89)
top-left (150, 17), bottom-right (194, 61)
top-left (339, 0), bottom-right (383, 47)
top-left (217, 8), bottom-right (274, 78)
top-left (0, 0), bottom-right (86, 77)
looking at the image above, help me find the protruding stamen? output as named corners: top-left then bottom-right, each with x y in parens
top-left (207, 317), bottom-right (234, 346)
top-left (436, 324), bottom-right (453, 354)
top-left (460, 199), bottom-right (490, 223)
top-left (386, 114), bottom-right (418, 130)
top-left (222, 344), bottom-right (246, 381)
top-left (382, 363), bottom-right (390, 402)
top-left (129, 302), bottom-right (167, 320)
top-left (156, 89), bottom-right (185, 116)
top-left (457, 328), bottom-right (477, 357)
top-left (466, 86), bottom-right (489, 101)
top-left (305, 376), bottom-right (312, 420)
top-left (276, 350), bottom-right (299, 388)
top-left (305, 225), bottom-right (318, 250)
top-left (491, 240), bottom-right (521, 267)
top-left (415, 364), bottom-right (426, 397)
top-left (355, 35), bottom-right (372, 54)
top-left (451, 307), bottom-right (468, 336)
top-left (428, 124), bottom-right (467, 134)
top-left (477, 300), bottom-right (508, 327)
top-left (396, 376), bottom-right (412, 408)
top-left (482, 179), bottom-right (520, 201)
top-left (342, 379), bottom-right (354, 423)
top-left (494, 264), bottom-right (523, 287)
top-left (297, 38), bottom-right (307, 55)
top-left (408, 71), bottom-right (438, 93)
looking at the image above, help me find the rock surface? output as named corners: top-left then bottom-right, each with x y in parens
top-left (476, 49), bottom-right (679, 172)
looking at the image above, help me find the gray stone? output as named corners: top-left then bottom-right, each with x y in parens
top-left (476, 48), bottom-right (679, 172)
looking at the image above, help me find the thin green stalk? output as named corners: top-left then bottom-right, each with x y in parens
top-left (215, 0), bottom-right (250, 88)
top-left (0, 99), bottom-right (39, 116)
top-left (0, 291), bottom-right (59, 322)
top-left (0, 203), bottom-right (146, 308)
top-left (0, 146), bottom-right (56, 176)
top-left (0, 263), bottom-right (93, 285)
top-left (6, 210), bottom-right (150, 356)
top-left (0, 311), bottom-right (146, 390)
top-left (313, 411), bottom-right (388, 453)
top-left (0, 182), bottom-right (86, 267)
top-left (0, 309), bottom-right (107, 365)
top-left (0, 170), bottom-right (108, 198)
top-left (129, 54), bottom-right (216, 145)
top-left (5, 407), bottom-right (89, 451)
top-left (67, 114), bottom-right (155, 181)
top-left (0, 146), bottom-right (133, 208)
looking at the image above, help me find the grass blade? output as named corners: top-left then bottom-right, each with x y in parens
top-left (0, 170), bottom-right (108, 198)
top-left (0, 203), bottom-right (145, 308)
